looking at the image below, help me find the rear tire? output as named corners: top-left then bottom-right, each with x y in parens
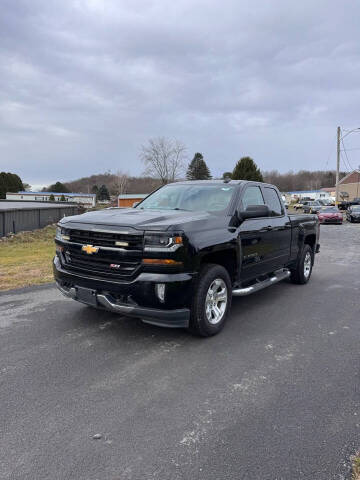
top-left (188, 264), bottom-right (232, 337)
top-left (290, 244), bottom-right (313, 285)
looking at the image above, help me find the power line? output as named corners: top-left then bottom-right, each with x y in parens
top-left (340, 147), bottom-right (360, 151)
top-left (324, 131), bottom-right (338, 170)
top-left (340, 132), bottom-right (355, 171)
top-left (340, 151), bottom-right (352, 172)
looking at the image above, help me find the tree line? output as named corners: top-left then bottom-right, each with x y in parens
top-left (2, 136), bottom-right (347, 200)
top-left (262, 169), bottom-right (346, 192)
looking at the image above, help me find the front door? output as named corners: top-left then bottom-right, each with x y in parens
top-left (238, 185), bottom-right (277, 281)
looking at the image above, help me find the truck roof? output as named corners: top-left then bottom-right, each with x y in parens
top-left (170, 180), bottom-right (244, 185)
top-left (170, 179), bottom-right (278, 188)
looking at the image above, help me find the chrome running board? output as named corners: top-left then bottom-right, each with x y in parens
top-left (232, 268), bottom-right (290, 297)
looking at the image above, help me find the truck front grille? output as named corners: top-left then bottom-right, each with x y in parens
top-left (68, 229), bottom-right (143, 250)
top-left (63, 249), bottom-right (141, 279)
top-left (61, 228), bottom-right (143, 280)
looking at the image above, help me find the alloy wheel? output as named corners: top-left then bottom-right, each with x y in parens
top-left (303, 252), bottom-right (312, 279)
top-left (205, 278), bottom-right (228, 325)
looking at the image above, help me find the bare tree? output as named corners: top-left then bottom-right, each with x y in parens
top-left (140, 137), bottom-right (186, 184)
top-left (110, 170), bottom-right (129, 196)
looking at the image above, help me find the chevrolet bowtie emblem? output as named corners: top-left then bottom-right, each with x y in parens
top-left (82, 244), bottom-right (99, 255)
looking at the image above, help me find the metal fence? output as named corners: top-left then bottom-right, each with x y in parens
top-left (0, 204), bottom-right (79, 237)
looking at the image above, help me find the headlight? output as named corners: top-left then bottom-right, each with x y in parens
top-left (55, 226), bottom-right (70, 242)
top-left (144, 232), bottom-right (183, 252)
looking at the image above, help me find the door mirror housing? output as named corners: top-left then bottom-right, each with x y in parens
top-left (239, 204), bottom-right (270, 220)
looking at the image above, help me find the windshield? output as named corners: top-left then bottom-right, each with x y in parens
top-left (351, 205), bottom-right (360, 211)
top-left (136, 184), bottom-right (236, 212)
top-left (320, 207), bottom-right (339, 213)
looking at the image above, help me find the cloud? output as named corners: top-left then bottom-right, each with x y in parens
top-left (1, 0), bottom-right (360, 185)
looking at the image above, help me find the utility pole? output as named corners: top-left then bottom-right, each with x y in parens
top-left (335, 126), bottom-right (341, 205)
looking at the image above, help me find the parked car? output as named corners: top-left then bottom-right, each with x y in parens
top-left (294, 201), bottom-right (303, 211)
top-left (338, 197), bottom-right (360, 210)
top-left (338, 201), bottom-right (349, 211)
top-left (317, 206), bottom-right (343, 224)
top-left (54, 180), bottom-right (320, 337)
top-left (346, 205), bottom-right (360, 223)
top-left (302, 201), bottom-right (322, 214)
top-left (281, 195), bottom-right (289, 209)
top-left (318, 199), bottom-right (334, 206)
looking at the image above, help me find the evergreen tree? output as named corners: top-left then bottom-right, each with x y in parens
top-left (91, 185), bottom-right (99, 201)
top-left (186, 153), bottom-right (212, 180)
top-left (48, 181), bottom-right (69, 193)
top-left (0, 172), bottom-right (24, 198)
top-left (98, 184), bottom-right (110, 201)
top-left (232, 157), bottom-right (263, 182)
top-left (222, 171), bottom-right (232, 180)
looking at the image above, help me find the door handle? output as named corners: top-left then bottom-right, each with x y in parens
top-left (260, 225), bottom-right (273, 232)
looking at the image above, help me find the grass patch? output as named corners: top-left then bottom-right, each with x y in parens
top-left (352, 452), bottom-right (360, 480)
top-left (0, 225), bottom-right (56, 291)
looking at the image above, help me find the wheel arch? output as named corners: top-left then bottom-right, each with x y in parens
top-left (199, 248), bottom-right (238, 284)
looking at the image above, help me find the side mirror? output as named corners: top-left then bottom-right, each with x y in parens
top-left (240, 205), bottom-right (270, 220)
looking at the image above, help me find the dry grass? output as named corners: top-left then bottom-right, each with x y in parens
top-left (0, 225), bottom-right (56, 291)
top-left (352, 452), bottom-right (360, 480)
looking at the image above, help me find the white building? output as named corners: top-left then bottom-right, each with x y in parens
top-left (6, 191), bottom-right (96, 207)
top-left (287, 190), bottom-right (331, 201)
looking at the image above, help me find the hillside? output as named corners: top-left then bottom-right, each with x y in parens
top-left (63, 173), bottom-right (162, 196)
top-left (49, 169), bottom-right (346, 196)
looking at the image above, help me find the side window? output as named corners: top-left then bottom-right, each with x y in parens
top-left (241, 186), bottom-right (265, 210)
top-left (263, 187), bottom-right (283, 216)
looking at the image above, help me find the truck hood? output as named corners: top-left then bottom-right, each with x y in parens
top-left (60, 207), bottom-right (213, 231)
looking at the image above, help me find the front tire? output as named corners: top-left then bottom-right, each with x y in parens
top-left (188, 264), bottom-right (232, 337)
top-left (290, 244), bottom-right (314, 285)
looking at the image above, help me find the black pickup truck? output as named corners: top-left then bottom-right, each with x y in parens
top-left (54, 180), bottom-right (320, 336)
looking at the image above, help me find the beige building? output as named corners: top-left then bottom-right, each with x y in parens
top-left (337, 170), bottom-right (360, 200)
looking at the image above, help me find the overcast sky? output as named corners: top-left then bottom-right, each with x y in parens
top-left (1, 0), bottom-right (360, 188)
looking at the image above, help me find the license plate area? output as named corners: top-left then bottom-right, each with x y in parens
top-left (76, 286), bottom-right (97, 306)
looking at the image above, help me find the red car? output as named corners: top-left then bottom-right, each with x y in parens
top-left (317, 206), bottom-right (343, 224)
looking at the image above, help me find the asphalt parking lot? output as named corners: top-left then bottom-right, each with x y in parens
top-left (1, 223), bottom-right (360, 480)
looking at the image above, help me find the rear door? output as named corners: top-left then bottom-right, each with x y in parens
top-left (261, 186), bottom-right (292, 269)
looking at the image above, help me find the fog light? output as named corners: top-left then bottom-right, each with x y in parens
top-left (155, 283), bottom-right (166, 303)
